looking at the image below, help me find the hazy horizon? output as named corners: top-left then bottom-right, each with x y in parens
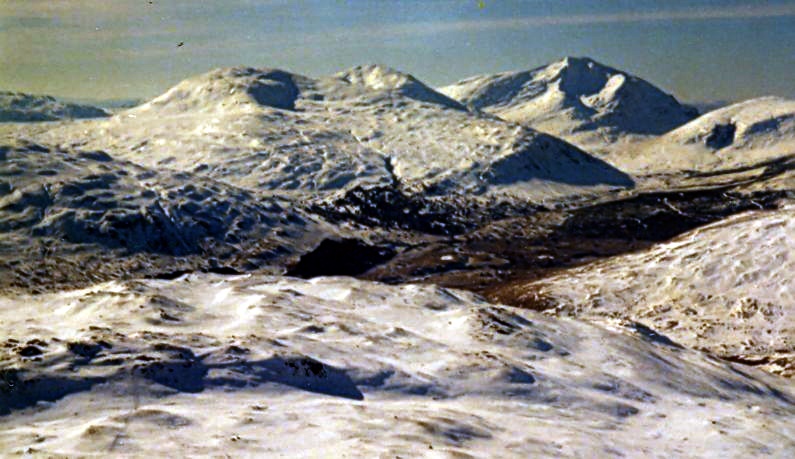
top-left (1, 0), bottom-right (794, 104)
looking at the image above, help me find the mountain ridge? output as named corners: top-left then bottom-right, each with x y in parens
top-left (0, 91), bottom-right (110, 122)
top-left (439, 56), bottom-right (699, 148)
top-left (37, 63), bottom-right (633, 204)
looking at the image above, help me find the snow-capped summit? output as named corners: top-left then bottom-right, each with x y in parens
top-left (440, 57), bottom-right (698, 147)
top-left (40, 64), bottom-right (633, 204)
top-left (129, 64), bottom-right (464, 116)
top-left (0, 91), bottom-right (109, 122)
top-left (325, 64), bottom-right (465, 109)
top-left (129, 67), bottom-right (314, 115)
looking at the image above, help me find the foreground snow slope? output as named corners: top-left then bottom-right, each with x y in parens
top-left (0, 91), bottom-right (109, 122)
top-left (1, 274), bottom-right (794, 457)
top-left (439, 57), bottom-right (697, 151)
top-left (621, 97), bottom-right (795, 175)
top-left (503, 206), bottom-right (795, 377)
top-left (38, 65), bottom-right (632, 203)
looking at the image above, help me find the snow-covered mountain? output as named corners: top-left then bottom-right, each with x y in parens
top-left (0, 91), bottom-right (109, 122)
top-left (1, 273), bottom-right (793, 456)
top-left (38, 65), bottom-right (633, 204)
top-left (324, 64), bottom-right (465, 109)
top-left (498, 206), bottom-right (795, 377)
top-left (622, 97), bottom-right (795, 175)
top-left (439, 57), bottom-right (698, 150)
top-left (0, 141), bottom-right (330, 291)
top-left (2, 61), bottom-right (795, 458)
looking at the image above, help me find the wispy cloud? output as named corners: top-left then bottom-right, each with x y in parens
top-left (110, 2), bottom-right (795, 62)
top-left (367, 3), bottom-right (795, 37)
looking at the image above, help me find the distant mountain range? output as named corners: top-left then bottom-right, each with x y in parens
top-left (36, 63), bottom-right (633, 204)
top-left (6, 57), bottom-right (794, 187)
top-left (0, 91), bottom-right (109, 122)
top-left (1, 59), bottom-right (794, 458)
top-left (440, 57), bottom-right (699, 148)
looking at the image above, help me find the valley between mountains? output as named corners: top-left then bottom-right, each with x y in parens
top-left (1, 57), bottom-right (794, 457)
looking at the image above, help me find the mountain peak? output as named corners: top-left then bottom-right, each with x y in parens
top-left (131, 66), bottom-right (313, 115)
top-left (330, 64), bottom-right (465, 110)
top-left (335, 64), bottom-right (417, 90)
top-left (439, 57), bottom-right (697, 142)
top-left (557, 56), bottom-right (600, 68)
top-left (546, 56), bottom-right (623, 97)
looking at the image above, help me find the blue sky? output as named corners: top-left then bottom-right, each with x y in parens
top-left (1, 0), bottom-right (794, 103)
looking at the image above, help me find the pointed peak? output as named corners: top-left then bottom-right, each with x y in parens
top-left (441, 57), bottom-right (697, 137)
top-left (342, 63), bottom-right (406, 75)
top-left (549, 56), bottom-right (619, 77)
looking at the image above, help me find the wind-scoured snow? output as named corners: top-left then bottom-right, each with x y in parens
top-left (37, 65), bottom-right (633, 203)
top-left (1, 274), bottom-right (793, 457)
top-left (0, 141), bottom-right (330, 291)
top-left (0, 91), bottom-right (109, 122)
top-left (440, 57), bottom-right (698, 151)
top-left (503, 206), bottom-right (795, 377)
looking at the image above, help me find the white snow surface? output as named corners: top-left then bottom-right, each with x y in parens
top-left (439, 57), bottom-right (697, 150)
top-left (0, 141), bottom-right (327, 266)
top-left (512, 206), bottom-right (795, 376)
top-left (621, 97), bottom-right (795, 175)
top-left (0, 274), bottom-right (794, 457)
top-left (0, 91), bottom-right (109, 122)
top-left (36, 65), bottom-right (633, 202)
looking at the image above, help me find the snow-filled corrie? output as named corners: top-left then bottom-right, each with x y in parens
top-left (622, 97), bottom-right (795, 175)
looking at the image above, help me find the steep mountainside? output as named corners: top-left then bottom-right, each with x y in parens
top-left (440, 57), bottom-right (698, 150)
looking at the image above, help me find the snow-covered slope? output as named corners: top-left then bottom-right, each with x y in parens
top-left (622, 97), bottom-right (795, 175)
top-left (37, 65), bottom-right (632, 203)
top-left (323, 64), bottom-right (465, 109)
top-left (1, 274), bottom-right (793, 457)
top-left (0, 91), bottom-right (109, 122)
top-left (501, 206), bottom-right (795, 377)
top-left (0, 141), bottom-right (329, 291)
top-left (439, 57), bottom-right (698, 150)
